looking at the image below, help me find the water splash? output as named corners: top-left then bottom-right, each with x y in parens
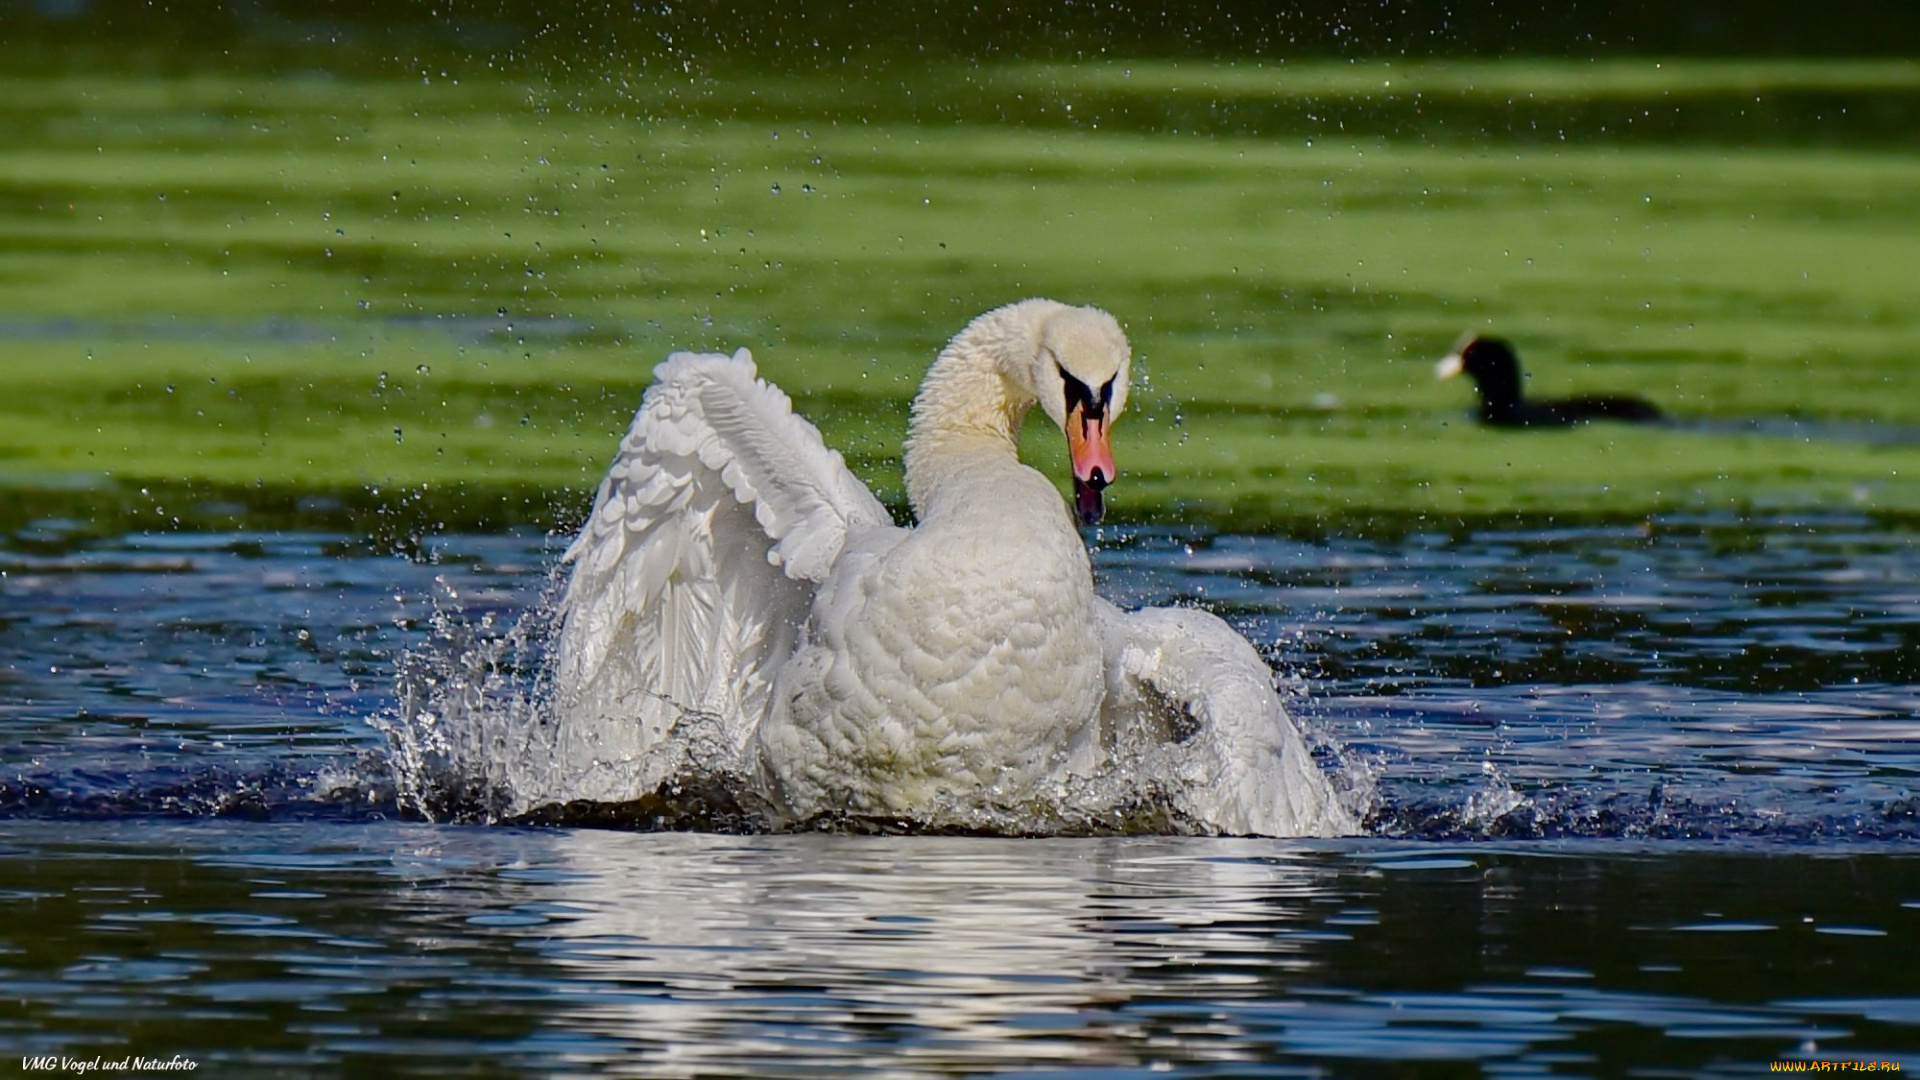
top-left (372, 573), bottom-right (1368, 835)
top-left (376, 573), bottom-right (573, 823)
top-left (374, 572), bottom-right (830, 828)
top-left (1464, 760), bottom-right (1528, 824)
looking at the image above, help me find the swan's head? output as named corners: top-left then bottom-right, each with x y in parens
top-left (1028, 305), bottom-right (1131, 525)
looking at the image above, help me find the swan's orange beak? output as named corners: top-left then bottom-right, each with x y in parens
top-left (1066, 405), bottom-right (1114, 526)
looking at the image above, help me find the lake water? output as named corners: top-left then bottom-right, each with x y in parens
top-left (3, 512), bottom-right (1917, 1073)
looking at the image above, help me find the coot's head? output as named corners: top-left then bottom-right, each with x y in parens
top-left (1437, 335), bottom-right (1528, 421)
top-left (1436, 335), bottom-right (1522, 387)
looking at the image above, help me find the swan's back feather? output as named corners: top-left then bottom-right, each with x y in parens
top-left (551, 348), bottom-right (890, 798)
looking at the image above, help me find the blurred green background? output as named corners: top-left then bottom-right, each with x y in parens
top-left (3, 1), bottom-right (1918, 535)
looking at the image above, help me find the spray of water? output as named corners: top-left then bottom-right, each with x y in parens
top-left (373, 570), bottom-right (1373, 835)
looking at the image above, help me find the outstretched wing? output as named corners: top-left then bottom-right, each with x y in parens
top-left (550, 348), bottom-right (892, 798)
top-left (1094, 600), bottom-right (1360, 837)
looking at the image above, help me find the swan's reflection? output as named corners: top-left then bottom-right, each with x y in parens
top-left (506, 831), bottom-right (1339, 1074)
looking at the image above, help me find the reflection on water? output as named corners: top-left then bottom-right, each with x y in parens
top-left (1, 822), bottom-right (1917, 1074)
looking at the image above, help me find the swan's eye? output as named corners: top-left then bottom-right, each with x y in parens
top-left (1098, 376), bottom-right (1116, 409)
top-left (1058, 363), bottom-right (1103, 420)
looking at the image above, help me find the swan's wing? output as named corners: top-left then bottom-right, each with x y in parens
top-left (1094, 600), bottom-right (1359, 837)
top-left (549, 348), bottom-right (892, 798)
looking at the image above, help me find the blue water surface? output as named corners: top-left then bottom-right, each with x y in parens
top-left (1, 512), bottom-right (1918, 1073)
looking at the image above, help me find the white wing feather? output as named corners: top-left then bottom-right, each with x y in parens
top-left (1095, 600), bottom-right (1359, 837)
top-left (550, 348), bottom-right (891, 798)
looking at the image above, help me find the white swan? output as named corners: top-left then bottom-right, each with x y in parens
top-left (551, 299), bottom-right (1358, 837)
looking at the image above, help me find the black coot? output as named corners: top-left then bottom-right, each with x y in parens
top-left (1437, 336), bottom-right (1662, 427)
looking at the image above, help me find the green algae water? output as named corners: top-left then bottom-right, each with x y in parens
top-left (2, 47), bottom-right (1919, 525)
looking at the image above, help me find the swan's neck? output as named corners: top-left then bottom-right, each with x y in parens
top-left (904, 302), bottom-right (1055, 519)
